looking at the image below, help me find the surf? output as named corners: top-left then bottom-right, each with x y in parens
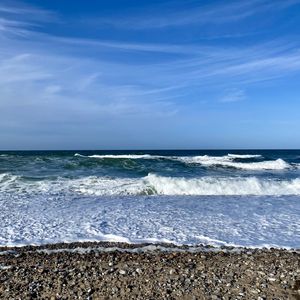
top-left (2, 172), bottom-right (300, 196)
top-left (74, 153), bottom-right (291, 170)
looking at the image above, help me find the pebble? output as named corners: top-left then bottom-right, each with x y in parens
top-left (0, 241), bottom-right (298, 299)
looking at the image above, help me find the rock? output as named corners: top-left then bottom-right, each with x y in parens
top-left (0, 241), bottom-right (298, 299)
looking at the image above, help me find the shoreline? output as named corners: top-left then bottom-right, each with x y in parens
top-left (0, 240), bottom-right (299, 253)
top-left (0, 242), bottom-right (299, 299)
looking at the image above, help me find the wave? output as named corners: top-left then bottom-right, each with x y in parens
top-left (75, 153), bottom-right (262, 160)
top-left (180, 157), bottom-right (290, 170)
top-left (0, 173), bottom-right (19, 183)
top-left (74, 153), bottom-right (161, 159)
top-left (74, 153), bottom-right (290, 170)
top-left (145, 174), bottom-right (300, 195)
top-left (227, 154), bottom-right (262, 158)
top-left (1, 173), bottom-right (300, 196)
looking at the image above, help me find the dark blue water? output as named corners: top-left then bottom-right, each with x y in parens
top-left (1, 149), bottom-right (300, 181)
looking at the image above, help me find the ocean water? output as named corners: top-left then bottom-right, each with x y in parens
top-left (0, 150), bottom-right (300, 248)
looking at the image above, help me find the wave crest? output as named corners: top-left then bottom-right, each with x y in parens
top-left (2, 173), bottom-right (300, 196)
top-left (227, 154), bottom-right (262, 158)
top-left (145, 174), bottom-right (300, 195)
top-left (75, 153), bottom-right (158, 159)
top-left (74, 153), bottom-right (290, 170)
top-left (180, 157), bottom-right (290, 170)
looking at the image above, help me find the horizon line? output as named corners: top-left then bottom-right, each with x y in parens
top-left (1, 148), bottom-right (300, 152)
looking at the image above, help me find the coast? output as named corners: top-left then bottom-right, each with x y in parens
top-left (0, 242), bottom-right (299, 299)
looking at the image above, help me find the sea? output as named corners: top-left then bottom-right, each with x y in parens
top-left (0, 150), bottom-right (299, 248)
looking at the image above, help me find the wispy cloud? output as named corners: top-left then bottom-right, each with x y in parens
top-left (0, 17), bottom-right (31, 36)
top-left (0, 1), bottom-right (58, 38)
top-left (220, 88), bottom-right (246, 103)
top-left (49, 36), bottom-right (201, 55)
top-left (0, 1), bottom-right (57, 21)
top-left (1, 3), bottom-right (300, 112)
top-left (1, 0), bottom-right (300, 148)
top-left (93, 0), bottom-right (300, 30)
top-left (1, 1), bottom-right (300, 96)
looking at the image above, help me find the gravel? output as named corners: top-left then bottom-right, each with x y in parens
top-left (0, 242), bottom-right (299, 299)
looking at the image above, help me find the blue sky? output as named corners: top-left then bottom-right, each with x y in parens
top-left (1, 0), bottom-right (300, 149)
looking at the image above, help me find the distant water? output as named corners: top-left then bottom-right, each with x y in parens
top-left (0, 150), bottom-right (300, 248)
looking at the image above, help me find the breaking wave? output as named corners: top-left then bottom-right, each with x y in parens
top-left (74, 153), bottom-right (290, 170)
top-left (180, 157), bottom-right (291, 170)
top-left (227, 154), bottom-right (262, 158)
top-left (1, 172), bottom-right (300, 196)
top-left (145, 174), bottom-right (300, 195)
top-left (74, 153), bottom-right (161, 159)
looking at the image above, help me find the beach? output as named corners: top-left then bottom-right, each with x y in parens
top-left (0, 242), bottom-right (299, 299)
top-left (2, 0), bottom-right (300, 296)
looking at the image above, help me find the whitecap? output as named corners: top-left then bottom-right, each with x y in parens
top-left (180, 157), bottom-right (290, 170)
top-left (145, 174), bottom-right (300, 195)
top-left (227, 154), bottom-right (262, 158)
top-left (74, 153), bottom-right (160, 159)
top-left (2, 173), bottom-right (300, 196)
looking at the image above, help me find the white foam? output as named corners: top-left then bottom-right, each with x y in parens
top-left (0, 173), bottom-right (10, 181)
top-left (74, 153), bottom-right (291, 171)
top-left (2, 173), bottom-right (300, 196)
top-left (34, 245), bottom-right (243, 255)
top-left (146, 174), bottom-right (300, 195)
top-left (228, 154), bottom-right (262, 158)
top-left (74, 153), bottom-right (159, 159)
top-left (0, 173), bottom-right (20, 185)
top-left (0, 194), bottom-right (299, 248)
top-left (74, 153), bottom-right (85, 157)
top-left (72, 176), bottom-right (147, 196)
top-left (75, 153), bottom-right (263, 160)
top-left (180, 157), bottom-right (290, 170)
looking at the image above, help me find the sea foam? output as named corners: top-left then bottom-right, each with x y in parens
top-left (145, 174), bottom-right (300, 195)
top-left (74, 153), bottom-right (159, 159)
top-left (1, 193), bottom-right (299, 248)
top-left (180, 157), bottom-right (290, 170)
top-left (227, 154), bottom-right (262, 158)
top-left (1, 172), bottom-right (300, 196)
top-left (74, 153), bottom-right (289, 170)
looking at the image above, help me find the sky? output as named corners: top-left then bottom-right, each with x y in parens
top-left (1, 0), bottom-right (300, 150)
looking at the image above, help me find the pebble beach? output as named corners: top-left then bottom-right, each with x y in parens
top-left (0, 242), bottom-right (299, 299)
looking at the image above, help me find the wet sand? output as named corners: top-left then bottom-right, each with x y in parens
top-left (0, 242), bottom-right (299, 299)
